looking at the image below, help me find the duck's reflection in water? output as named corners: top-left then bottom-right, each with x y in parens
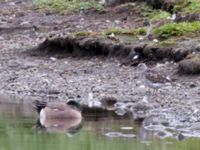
top-left (35, 118), bottom-right (82, 135)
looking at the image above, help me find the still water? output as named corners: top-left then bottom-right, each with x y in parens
top-left (0, 100), bottom-right (200, 150)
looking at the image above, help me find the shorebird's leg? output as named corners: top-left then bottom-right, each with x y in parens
top-left (153, 89), bottom-right (156, 95)
top-left (149, 88), bottom-right (153, 96)
top-left (158, 89), bottom-right (161, 95)
top-left (153, 89), bottom-right (158, 95)
top-left (155, 89), bottom-right (159, 95)
top-left (146, 87), bottom-right (151, 95)
top-left (151, 88), bottom-right (156, 95)
top-left (151, 88), bottom-right (154, 95)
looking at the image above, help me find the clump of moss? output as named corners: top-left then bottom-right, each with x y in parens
top-left (104, 27), bottom-right (147, 36)
top-left (179, 54), bottom-right (200, 74)
top-left (183, 0), bottom-right (200, 14)
top-left (172, 0), bottom-right (189, 12)
top-left (148, 10), bottom-right (171, 22)
top-left (173, 0), bottom-right (200, 14)
top-left (33, 0), bottom-right (103, 12)
top-left (74, 31), bottom-right (91, 37)
top-left (74, 31), bottom-right (100, 37)
top-left (153, 21), bottom-right (200, 38)
top-left (158, 39), bottom-right (177, 47)
top-left (74, 27), bottom-right (147, 38)
top-left (136, 27), bottom-right (147, 35)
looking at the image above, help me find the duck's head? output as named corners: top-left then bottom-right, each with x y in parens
top-left (137, 63), bottom-right (148, 72)
top-left (67, 100), bottom-right (82, 112)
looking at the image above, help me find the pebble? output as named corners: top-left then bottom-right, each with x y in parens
top-left (20, 21), bottom-right (31, 26)
top-left (108, 33), bottom-right (115, 38)
top-left (115, 108), bottom-right (127, 116)
top-left (114, 20), bottom-right (120, 24)
top-left (0, 36), bottom-right (4, 40)
top-left (49, 57), bottom-right (57, 61)
top-left (153, 39), bottom-right (158, 43)
top-left (139, 37), bottom-right (144, 41)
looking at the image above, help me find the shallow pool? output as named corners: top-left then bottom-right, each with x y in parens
top-left (0, 101), bottom-right (199, 150)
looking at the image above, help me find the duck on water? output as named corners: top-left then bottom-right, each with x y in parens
top-left (33, 100), bottom-right (82, 131)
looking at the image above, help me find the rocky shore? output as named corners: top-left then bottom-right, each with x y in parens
top-left (0, 0), bottom-right (200, 137)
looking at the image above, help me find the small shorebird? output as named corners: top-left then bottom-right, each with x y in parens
top-left (137, 63), bottom-right (171, 94)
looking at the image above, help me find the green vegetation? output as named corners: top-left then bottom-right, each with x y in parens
top-left (173, 0), bottom-right (200, 14)
top-left (153, 21), bottom-right (200, 38)
top-left (104, 27), bottom-right (147, 36)
top-left (73, 27), bottom-right (147, 38)
top-left (158, 39), bottom-right (177, 47)
top-left (33, 0), bottom-right (102, 12)
top-left (74, 31), bottom-right (91, 37)
top-left (183, 0), bottom-right (200, 13)
top-left (172, 0), bottom-right (190, 12)
top-left (148, 10), bottom-right (171, 22)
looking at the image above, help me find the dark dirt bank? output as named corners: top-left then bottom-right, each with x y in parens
top-left (0, 0), bottom-right (200, 138)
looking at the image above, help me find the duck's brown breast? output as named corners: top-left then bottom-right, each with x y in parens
top-left (44, 106), bottom-right (82, 119)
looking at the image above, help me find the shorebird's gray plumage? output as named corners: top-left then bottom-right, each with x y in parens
top-left (137, 63), bottom-right (171, 92)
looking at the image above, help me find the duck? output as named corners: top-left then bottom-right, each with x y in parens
top-left (33, 100), bottom-right (82, 127)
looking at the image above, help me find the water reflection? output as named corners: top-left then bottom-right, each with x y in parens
top-left (0, 99), bottom-right (200, 150)
top-left (35, 118), bottom-right (82, 135)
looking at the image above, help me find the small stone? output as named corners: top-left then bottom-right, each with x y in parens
top-left (114, 20), bottom-right (120, 24)
top-left (171, 13), bottom-right (176, 21)
top-left (80, 18), bottom-right (84, 22)
top-left (94, 101), bottom-right (101, 107)
top-left (99, 0), bottom-right (106, 5)
top-left (49, 57), bottom-right (57, 61)
top-left (142, 95), bottom-right (148, 103)
top-left (0, 36), bottom-right (4, 40)
top-left (20, 21), bottom-right (31, 26)
top-left (115, 108), bottom-right (127, 116)
top-left (153, 39), bottom-right (159, 43)
top-left (139, 37), bottom-right (144, 41)
top-left (177, 133), bottom-right (185, 141)
top-left (68, 80), bottom-right (73, 83)
top-left (167, 16), bottom-right (171, 20)
top-left (9, 2), bottom-right (15, 5)
top-left (138, 85), bottom-right (145, 89)
top-left (190, 83), bottom-right (196, 88)
top-left (108, 33), bottom-right (115, 38)
top-left (132, 55), bottom-right (139, 60)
